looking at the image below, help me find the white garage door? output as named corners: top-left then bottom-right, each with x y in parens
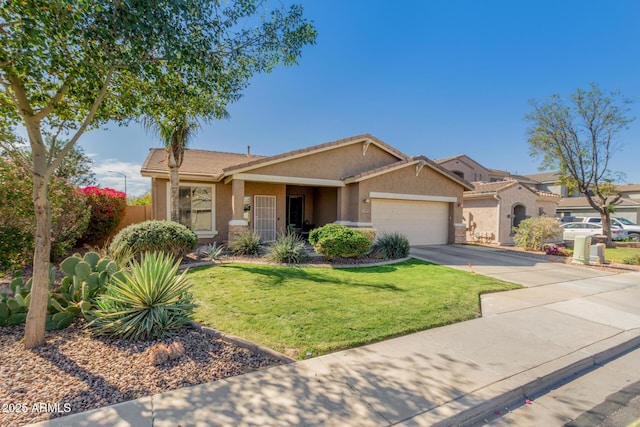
top-left (371, 199), bottom-right (449, 245)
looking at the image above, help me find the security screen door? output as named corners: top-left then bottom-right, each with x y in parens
top-left (254, 195), bottom-right (276, 242)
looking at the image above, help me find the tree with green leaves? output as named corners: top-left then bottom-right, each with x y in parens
top-left (5, 137), bottom-right (97, 186)
top-left (0, 0), bottom-right (316, 348)
top-left (526, 83), bottom-right (634, 246)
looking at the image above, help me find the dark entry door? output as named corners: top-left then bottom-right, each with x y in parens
top-left (286, 195), bottom-right (304, 229)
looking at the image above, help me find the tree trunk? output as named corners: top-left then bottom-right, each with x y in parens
top-left (23, 172), bottom-right (52, 348)
top-left (601, 210), bottom-right (614, 248)
top-left (170, 165), bottom-right (180, 222)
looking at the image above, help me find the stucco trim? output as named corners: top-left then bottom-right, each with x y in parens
top-left (369, 192), bottom-right (458, 203)
top-left (227, 173), bottom-right (345, 187)
top-left (228, 219), bottom-right (248, 226)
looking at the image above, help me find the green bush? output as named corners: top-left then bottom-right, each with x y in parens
top-left (109, 220), bottom-right (198, 261)
top-left (0, 226), bottom-right (33, 271)
top-left (266, 230), bottom-right (308, 264)
top-left (309, 223), bottom-right (371, 259)
top-left (88, 252), bottom-right (195, 340)
top-left (622, 254), bottom-right (640, 265)
top-left (513, 216), bottom-right (562, 251)
top-left (372, 232), bottom-right (410, 260)
top-left (228, 230), bottom-right (262, 256)
top-left (0, 156), bottom-right (91, 268)
top-left (78, 186), bottom-right (127, 245)
top-left (355, 227), bottom-right (377, 244)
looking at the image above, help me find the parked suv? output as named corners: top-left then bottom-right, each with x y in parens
top-left (579, 217), bottom-right (640, 242)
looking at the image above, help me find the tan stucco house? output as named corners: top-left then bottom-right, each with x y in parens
top-left (463, 181), bottom-right (560, 245)
top-left (140, 134), bottom-right (473, 245)
top-left (434, 155), bottom-right (560, 245)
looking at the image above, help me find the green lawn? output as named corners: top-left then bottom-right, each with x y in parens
top-left (187, 259), bottom-right (520, 359)
top-left (606, 246), bottom-right (640, 264)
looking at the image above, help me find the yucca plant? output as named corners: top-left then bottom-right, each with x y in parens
top-left (228, 230), bottom-right (262, 256)
top-left (266, 230), bottom-right (308, 264)
top-left (372, 232), bottom-right (410, 260)
top-left (88, 252), bottom-right (194, 340)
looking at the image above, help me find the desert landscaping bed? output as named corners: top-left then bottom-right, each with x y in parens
top-left (0, 321), bottom-right (282, 427)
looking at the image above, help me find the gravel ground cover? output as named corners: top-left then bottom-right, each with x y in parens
top-left (0, 322), bottom-right (282, 427)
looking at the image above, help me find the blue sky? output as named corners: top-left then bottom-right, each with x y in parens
top-left (81, 0), bottom-right (640, 196)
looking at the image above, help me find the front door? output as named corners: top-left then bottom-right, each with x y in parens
top-left (254, 195), bottom-right (276, 242)
top-left (286, 195), bottom-right (304, 230)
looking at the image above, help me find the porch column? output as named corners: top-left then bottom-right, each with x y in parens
top-left (228, 178), bottom-right (248, 241)
top-left (336, 187), bottom-right (349, 222)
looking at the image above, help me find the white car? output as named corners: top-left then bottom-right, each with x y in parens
top-left (579, 217), bottom-right (640, 242)
top-left (560, 222), bottom-right (628, 241)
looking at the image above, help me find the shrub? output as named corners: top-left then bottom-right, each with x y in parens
top-left (355, 227), bottom-right (377, 244)
top-left (109, 220), bottom-right (198, 261)
top-left (266, 230), bottom-right (309, 264)
top-left (372, 232), bottom-right (410, 260)
top-left (128, 192), bottom-right (152, 206)
top-left (513, 216), bottom-right (562, 251)
top-left (623, 254), bottom-right (640, 265)
top-left (0, 157), bottom-right (90, 268)
top-left (78, 186), bottom-right (127, 244)
top-left (228, 230), bottom-right (262, 256)
top-left (309, 223), bottom-right (371, 259)
top-left (197, 242), bottom-right (226, 261)
top-left (88, 252), bottom-right (195, 340)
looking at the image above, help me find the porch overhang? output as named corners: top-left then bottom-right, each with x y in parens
top-left (223, 173), bottom-right (345, 187)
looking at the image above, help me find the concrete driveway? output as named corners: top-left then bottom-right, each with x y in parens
top-left (410, 244), bottom-right (618, 287)
top-left (411, 244), bottom-right (640, 318)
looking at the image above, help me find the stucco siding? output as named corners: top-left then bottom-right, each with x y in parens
top-left (246, 143), bottom-right (399, 180)
top-left (313, 187), bottom-right (338, 226)
top-left (464, 198), bottom-right (498, 243)
top-left (438, 158), bottom-right (490, 182)
top-left (357, 165), bottom-right (464, 224)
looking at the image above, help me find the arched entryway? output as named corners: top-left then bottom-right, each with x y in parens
top-left (512, 204), bottom-right (526, 230)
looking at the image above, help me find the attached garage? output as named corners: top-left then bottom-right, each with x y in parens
top-left (371, 196), bottom-right (451, 245)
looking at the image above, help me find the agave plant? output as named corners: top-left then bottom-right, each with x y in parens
top-left (88, 252), bottom-right (194, 340)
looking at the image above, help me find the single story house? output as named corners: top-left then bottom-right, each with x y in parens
top-left (140, 134), bottom-right (473, 245)
top-left (463, 181), bottom-right (560, 245)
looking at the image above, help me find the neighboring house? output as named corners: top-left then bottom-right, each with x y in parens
top-left (140, 134), bottom-right (473, 245)
top-left (463, 181), bottom-right (560, 245)
top-left (434, 155), bottom-right (559, 245)
top-left (556, 197), bottom-right (640, 224)
top-left (524, 173), bottom-right (640, 223)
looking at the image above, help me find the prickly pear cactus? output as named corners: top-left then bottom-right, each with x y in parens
top-left (49, 252), bottom-right (119, 328)
top-left (0, 252), bottom-right (120, 330)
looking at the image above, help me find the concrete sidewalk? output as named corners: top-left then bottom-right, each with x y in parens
top-left (32, 246), bottom-right (640, 427)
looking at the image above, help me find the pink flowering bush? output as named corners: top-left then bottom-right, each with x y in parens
top-left (0, 157), bottom-right (91, 269)
top-left (78, 186), bottom-right (127, 245)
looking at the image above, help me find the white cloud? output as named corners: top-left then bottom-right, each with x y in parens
top-left (94, 159), bottom-right (150, 197)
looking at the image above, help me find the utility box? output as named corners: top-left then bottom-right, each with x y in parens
top-left (590, 243), bottom-right (606, 264)
top-left (572, 235), bottom-right (591, 265)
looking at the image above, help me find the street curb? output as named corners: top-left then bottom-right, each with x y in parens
top-left (421, 330), bottom-right (640, 427)
top-left (189, 321), bottom-right (296, 364)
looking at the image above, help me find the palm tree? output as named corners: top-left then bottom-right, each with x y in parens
top-left (143, 113), bottom-right (202, 223)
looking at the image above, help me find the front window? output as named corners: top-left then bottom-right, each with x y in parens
top-left (178, 185), bottom-right (213, 231)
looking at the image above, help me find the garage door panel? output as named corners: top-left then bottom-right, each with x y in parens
top-left (371, 199), bottom-right (448, 245)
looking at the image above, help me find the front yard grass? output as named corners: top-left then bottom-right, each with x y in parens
top-left (188, 259), bottom-right (520, 359)
top-left (606, 246), bottom-right (640, 264)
